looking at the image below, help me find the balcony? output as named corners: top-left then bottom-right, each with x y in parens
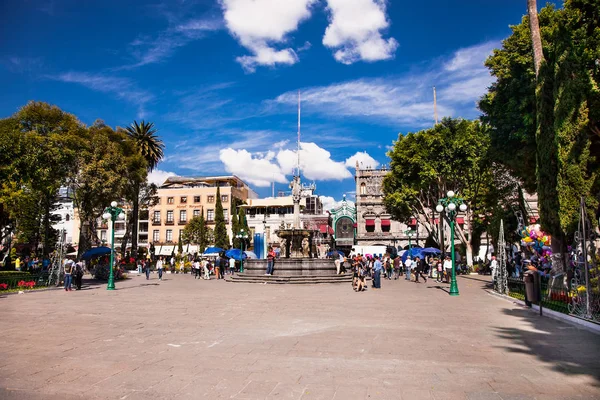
top-left (152, 219), bottom-right (161, 226)
top-left (178, 220), bottom-right (188, 225)
top-left (165, 220), bottom-right (174, 226)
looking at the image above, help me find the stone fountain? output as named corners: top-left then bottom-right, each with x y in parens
top-left (242, 176), bottom-right (336, 276)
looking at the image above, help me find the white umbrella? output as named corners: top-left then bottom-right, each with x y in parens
top-left (244, 251), bottom-right (258, 259)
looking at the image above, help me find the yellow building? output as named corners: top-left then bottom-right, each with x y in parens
top-left (149, 176), bottom-right (256, 255)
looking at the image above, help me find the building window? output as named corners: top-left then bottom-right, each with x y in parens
top-left (221, 195), bottom-right (228, 203)
top-left (153, 211), bottom-right (161, 223)
top-left (153, 230), bottom-right (160, 242)
top-left (167, 210), bottom-right (174, 223)
top-left (65, 214), bottom-right (70, 221)
top-left (207, 195), bottom-right (215, 203)
top-left (167, 197), bottom-right (174, 204)
top-left (193, 209), bottom-right (200, 218)
top-left (166, 229), bottom-right (173, 242)
top-left (360, 182), bottom-right (366, 195)
top-left (193, 196), bottom-right (201, 203)
top-left (207, 209), bottom-right (214, 221)
top-left (223, 209), bottom-right (228, 221)
top-left (101, 230), bottom-right (107, 242)
top-left (180, 210), bottom-right (187, 222)
top-left (180, 196), bottom-right (187, 204)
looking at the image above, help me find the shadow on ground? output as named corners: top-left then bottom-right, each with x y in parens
top-left (493, 307), bottom-right (600, 386)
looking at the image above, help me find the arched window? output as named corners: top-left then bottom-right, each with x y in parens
top-left (360, 182), bottom-right (366, 195)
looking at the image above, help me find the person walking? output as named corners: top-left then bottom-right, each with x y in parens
top-left (443, 255), bottom-right (452, 283)
top-left (193, 259), bottom-right (200, 279)
top-left (404, 256), bottom-right (413, 281)
top-left (63, 258), bottom-right (74, 291)
top-left (372, 256), bottom-right (382, 289)
top-left (266, 247), bottom-right (275, 275)
top-left (414, 257), bottom-right (427, 283)
top-left (144, 260), bottom-right (150, 280)
top-left (229, 256), bottom-right (236, 276)
top-left (156, 257), bottom-right (164, 281)
top-left (385, 256), bottom-right (393, 280)
top-left (393, 256), bottom-right (401, 280)
top-left (74, 259), bottom-right (84, 290)
top-left (490, 256), bottom-right (498, 285)
top-left (436, 259), bottom-right (443, 282)
top-left (202, 258), bottom-right (210, 280)
top-left (215, 256), bottom-right (221, 280)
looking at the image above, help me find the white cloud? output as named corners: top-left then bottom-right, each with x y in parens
top-left (320, 195), bottom-right (355, 212)
top-left (51, 72), bottom-right (154, 118)
top-left (345, 151), bottom-right (379, 169)
top-left (148, 169), bottom-right (177, 186)
top-left (323, 0), bottom-right (398, 64)
top-left (272, 40), bottom-right (499, 127)
top-left (220, 0), bottom-right (316, 72)
top-left (277, 142), bottom-right (352, 181)
top-left (219, 148), bottom-right (288, 187)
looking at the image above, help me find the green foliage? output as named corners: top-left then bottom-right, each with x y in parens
top-left (480, 1), bottom-right (600, 238)
top-left (177, 234), bottom-right (183, 255)
top-left (182, 214), bottom-right (208, 254)
top-left (231, 199), bottom-right (240, 248)
top-left (123, 120), bottom-right (165, 172)
top-left (213, 186), bottom-right (229, 249)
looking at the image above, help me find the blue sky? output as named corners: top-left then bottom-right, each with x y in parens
top-left (0, 0), bottom-right (555, 209)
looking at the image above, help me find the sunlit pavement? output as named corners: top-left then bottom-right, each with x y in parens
top-left (1, 272), bottom-right (599, 400)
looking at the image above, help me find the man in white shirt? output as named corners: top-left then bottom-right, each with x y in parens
top-left (404, 256), bottom-right (413, 281)
top-left (202, 259), bottom-right (210, 280)
top-left (490, 256), bottom-right (498, 283)
top-left (443, 256), bottom-right (452, 283)
top-left (156, 257), bottom-right (164, 281)
top-left (229, 257), bottom-right (236, 276)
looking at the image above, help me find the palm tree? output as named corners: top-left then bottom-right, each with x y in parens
top-left (124, 121), bottom-right (165, 171)
top-left (124, 120), bottom-right (165, 261)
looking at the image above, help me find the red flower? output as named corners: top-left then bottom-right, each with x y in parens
top-left (0, 283), bottom-right (8, 290)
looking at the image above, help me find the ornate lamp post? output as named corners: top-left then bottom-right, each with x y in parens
top-left (436, 191), bottom-right (467, 296)
top-left (235, 229), bottom-right (249, 273)
top-left (404, 229), bottom-right (416, 252)
top-left (102, 201), bottom-right (125, 290)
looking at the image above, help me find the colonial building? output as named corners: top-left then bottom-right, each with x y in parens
top-left (329, 195), bottom-right (356, 250)
top-left (354, 164), bottom-right (429, 250)
top-left (147, 175), bottom-right (256, 255)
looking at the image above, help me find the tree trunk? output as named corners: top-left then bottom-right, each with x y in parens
top-left (120, 212), bottom-right (132, 258)
top-left (77, 220), bottom-right (90, 260)
top-left (130, 184), bottom-right (140, 261)
top-left (527, 0), bottom-right (543, 77)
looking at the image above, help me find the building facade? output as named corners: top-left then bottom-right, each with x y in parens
top-left (355, 165), bottom-right (429, 250)
top-left (329, 195), bottom-right (356, 250)
top-left (52, 187), bottom-right (76, 244)
top-left (147, 176), bottom-right (256, 255)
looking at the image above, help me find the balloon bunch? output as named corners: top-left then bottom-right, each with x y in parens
top-left (520, 224), bottom-right (551, 255)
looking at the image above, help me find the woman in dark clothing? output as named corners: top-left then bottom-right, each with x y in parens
top-left (413, 257), bottom-right (428, 283)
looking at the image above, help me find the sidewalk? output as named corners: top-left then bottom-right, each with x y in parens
top-left (1, 273), bottom-right (599, 399)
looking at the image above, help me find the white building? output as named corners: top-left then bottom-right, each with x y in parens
top-left (52, 187), bottom-right (76, 244)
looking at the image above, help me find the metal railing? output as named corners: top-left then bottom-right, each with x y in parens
top-left (0, 272), bottom-right (52, 291)
top-left (507, 277), bottom-right (575, 315)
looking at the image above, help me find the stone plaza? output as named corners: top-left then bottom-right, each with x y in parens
top-left (1, 274), bottom-right (599, 400)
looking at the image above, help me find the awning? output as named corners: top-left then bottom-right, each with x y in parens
top-left (409, 218), bottom-right (417, 225)
top-left (157, 245), bottom-right (175, 256)
top-left (353, 223), bottom-right (357, 228)
top-left (434, 218), bottom-right (440, 224)
top-left (380, 219), bottom-right (391, 227)
top-left (319, 225), bottom-right (332, 234)
top-left (328, 226), bottom-right (334, 234)
top-left (365, 219), bottom-right (375, 226)
top-left (456, 217), bottom-right (465, 224)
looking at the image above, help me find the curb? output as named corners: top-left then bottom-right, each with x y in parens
top-left (486, 289), bottom-right (600, 334)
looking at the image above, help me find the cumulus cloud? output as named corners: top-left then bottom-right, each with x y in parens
top-left (323, 0), bottom-right (398, 64)
top-left (277, 142), bottom-right (352, 181)
top-left (217, 142), bottom-right (375, 188)
top-left (148, 169), bottom-right (177, 186)
top-left (345, 151), bottom-right (379, 169)
top-left (219, 148), bottom-right (288, 187)
top-left (219, 0), bottom-right (316, 72)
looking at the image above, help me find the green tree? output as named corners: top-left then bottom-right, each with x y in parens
top-left (213, 186), bottom-right (229, 249)
top-left (231, 199), bottom-right (240, 248)
top-left (123, 120), bottom-right (164, 261)
top-left (481, 1), bottom-right (600, 270)
top-left (0, 102), bottom-right (86, 256)
top-left (383, 118), bottom-right (499, 266)
top-left (182, 214), bottom-right (208, 254)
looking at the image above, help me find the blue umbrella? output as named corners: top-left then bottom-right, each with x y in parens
top-left (81, 246), bottom-right (111, 260)
top-left (203, 247), bottom-right (223, 255)
top-left (401, 247), bottom-right (424, 263)
top-left (326, 250), bottom-right (345, 257)
top-left (421, 247), bottom-right (441, 254)
top-left (225, 248), bottom-right (247, 261)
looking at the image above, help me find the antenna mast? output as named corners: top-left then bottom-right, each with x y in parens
top-left (297, 90), bottom-right (301, 177)
top-left (433, 86), bottom-right (438, 125)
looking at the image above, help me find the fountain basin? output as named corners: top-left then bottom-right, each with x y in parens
top-left (242, 258), bottom-right (336, 276)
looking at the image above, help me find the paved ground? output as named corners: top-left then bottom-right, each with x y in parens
top-left (1, 272), bottom-right (599, 400)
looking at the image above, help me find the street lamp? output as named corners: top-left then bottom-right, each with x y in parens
top-left (404, 229), bottom-right (416, 253)
top-left (436, 191), bottom-right (467, 296)
top-left (102, 201), bottom-right (125, 290)
top-left (235, 229), bottom-right (249, 273)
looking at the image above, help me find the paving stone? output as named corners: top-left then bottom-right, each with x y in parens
top-left (0, 274), bottom-right (599, 400)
